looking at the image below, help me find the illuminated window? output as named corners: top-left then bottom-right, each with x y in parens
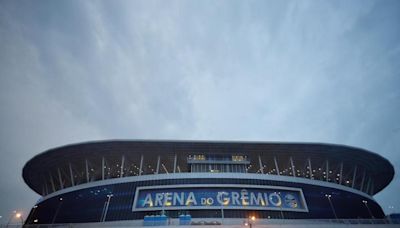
top-left (193, 155), bottom-right (206, 160)
top-left (232, 155), bottom-right (244, 161)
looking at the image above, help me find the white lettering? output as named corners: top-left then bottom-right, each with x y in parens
top-left (217, 192), bottom-right (230, 206)
top-left (241, 190), bottom-right (249, 206)
top-left (142, 194), bottom-right (153, 207)
top-left (269, 192), bottom-right (282, 207)
top-left (164, 192), bottom-right (172, 206)
top-left (173, 192), bottom-right (185, 206)
top-left (250, 192), bottom-right (265, 206)
top-left (155, 193), bottom-right (163, 207)
top-left (186, 192), bottom-right (197, 206)
top-left (231, 192), bottom-right (240, 205)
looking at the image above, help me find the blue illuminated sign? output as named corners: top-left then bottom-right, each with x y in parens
top-left (132, 184), bottom-right (308, 212)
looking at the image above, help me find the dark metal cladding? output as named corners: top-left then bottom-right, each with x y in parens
top-left (23, 140), bottom-right (394, 196)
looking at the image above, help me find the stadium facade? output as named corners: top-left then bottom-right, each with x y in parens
top-left (22, 140), bottom-right (394, 225)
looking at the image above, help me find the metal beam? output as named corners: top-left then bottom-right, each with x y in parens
top-left (290, 157), bottom-right (295, 177)
top-left (352, 165), bottom-right (357, 188)
top-left (85, 159), bottom-right (90, 183)
top-left (258, 155), bottom-right (264, 174)
top-left (102, 157), bottom-right (105, 180)
top-left (326, 160), bottom-right (329, 181)
top-left (49, 172), bottom-right (55, 192)
top-left (173, 154), bottom-right (177, 173)
top-left (370, 180), bottom-right (374, 195)
top-left (156, 155), bottom-right (160, 174)
top-left (339, 162), bottom-right (343, 185)
top-left (120, 155), bottom-right (125, 178)
top-left (366, 177), bottom-right (371, 193)
top-left (139, 154), bottom-right (144, 176)
top-left (69, 163), bottom-right (75, 186)
top-left (57, 168), bottom-right (63, 189)
top-left (360, 170), bottom-right (366, 191)
top-left (274, 156), bottom-right (280, 175)
top-left (43, 176), bottom-right (49, 195)
top-left (308, 158), bottom-right (312, 179)
top-left (162, 163), bottom-right (169, 174)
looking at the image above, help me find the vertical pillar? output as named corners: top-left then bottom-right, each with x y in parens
top-left (69, 163), bottom-right (75, 186)
top-left (360, 170), bottom-right (366, 191)
top-left (120, 155), bottom-right (125, 178)
top-left (370, 180), bottom-right (374, 195)
top-left (102, 157), bottom-right (105, 180)
top-left (290, 157), bottom-right (295, 177)
top-left (366, 177), bottom-right (371, 193)
top-left (49, 173), bottom-right (55, 192)
top-left (85, 159), bottom-right (90, 183)
top-left (274, 156), bottom-right (280, 175)
top-left (308, 158), bottom-right (312, 179)
top-left (258, 155), bottom-right (264, 174)
top-left (43, 176), bottom-right (49, 195)
top-left (326, 160), bottom-right (329, 181)
top-left (139, 154), bottom-right (143, 176)
top-left (57, 168), bottom-right (63, 189)
top-left (352, 165), bottom-right (357, 188)
top-left (339, 162), bottom-right (343, 185)
top-left (156, 155), bottom-right (160, 174)
top-left (173, 154), bottom-right (177, 173)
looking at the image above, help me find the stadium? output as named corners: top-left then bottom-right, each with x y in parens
top-left (22, 140), bottom-right (395, 226)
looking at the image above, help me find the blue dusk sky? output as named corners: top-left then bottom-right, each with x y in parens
top-left (0, 0), bottom-right (399, 220)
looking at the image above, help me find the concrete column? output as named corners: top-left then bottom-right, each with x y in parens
top-left (308, 158), bottom-right (312, 179)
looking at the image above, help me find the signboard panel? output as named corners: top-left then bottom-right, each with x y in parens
top-left (132, 184), bottom-right (308, 212)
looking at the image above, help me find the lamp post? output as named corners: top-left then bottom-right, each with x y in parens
top-left (362, 200), bottom-right (374, 218)
top-left (15, 213), bottom-right (23, 224)
top-left (6, 211), bottom-right (24, 227)
top-left (325, 194), bottom-right (338, 219)
top-left (277, 192), bottom-right (284, 219)
top-left (244, 215), bottom-right (256, 228)
top-left (102, 194), bottom-right (114, 222)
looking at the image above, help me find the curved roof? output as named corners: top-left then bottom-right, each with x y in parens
top-left (23, 140), bottom-right (394, 196)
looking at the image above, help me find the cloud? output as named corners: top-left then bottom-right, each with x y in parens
top-left (0, 0), bottom-right (399, 218)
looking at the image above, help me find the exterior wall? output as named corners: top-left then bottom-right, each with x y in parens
top-left (25, 174), bottom-right (385, 225)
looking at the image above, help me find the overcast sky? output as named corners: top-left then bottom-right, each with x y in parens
top-left (0, 0), bottom-right (399, 221)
